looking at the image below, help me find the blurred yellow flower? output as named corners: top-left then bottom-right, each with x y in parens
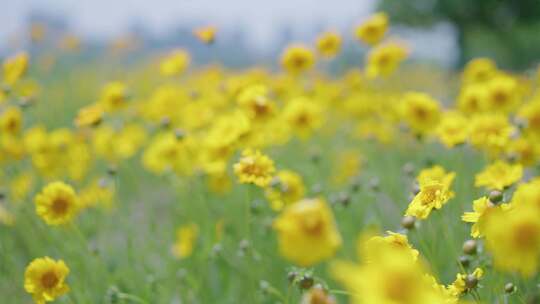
top-left (365, 42), bottom-right (408, 79)
top-left (354, 12), bottom-right (388, 45)
top-left (193, 26), bottom-right (217, 44)
top-left (265, 170), bottom-right (305, 211)
top-left (436, 112), bottom-right (469, 147)
top-left (3, 52), bottom-right (29, 86)
top-left (484, 203), bottom-right (540, 277)
top-left (74, 103), bottom-right (103, 128)
top-left (273, 198), bottom-right (341, 266)
top-left (474, 161), bottom-right (522, 190)
top-left (316, 31), bottom-right (342, 58)
top-left (462, 196), bottom-right (509, 238)
top-left (98, 81), bottom-right (129, 112)
top-left (172, 223), bottom-right (198, 259)
top-left (160, 49), bottom-right (190, 76)
top-left (34, 181), bottom-right (79, 226)
top-left (401, 92), bottom-right (441, 135)
top-left (281, 44), bottom-right (315, 75)
top-left (24, 257), bottom-right (70, 304)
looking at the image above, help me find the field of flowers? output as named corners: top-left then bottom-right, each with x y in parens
top-left (1, 13), bottom-right (540, 304)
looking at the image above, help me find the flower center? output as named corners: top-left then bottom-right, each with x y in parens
top-left (52, 197), bottom-right (69, 215)
top-left (41, 271), bottom-right (59, 289)
top-left (513, 222), bottom-right (539, 250)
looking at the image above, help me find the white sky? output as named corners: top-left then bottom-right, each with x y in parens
top-left (1, 0), bottom-right (457, 65)
top-left (2, 0), bottom-right (377, 48)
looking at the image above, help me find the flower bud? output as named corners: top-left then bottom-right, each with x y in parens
top-left (463, 240), bottom-right (477, 255)
top-left (401, 216), bottom-right (416, 230)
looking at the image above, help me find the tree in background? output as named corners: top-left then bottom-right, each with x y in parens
top-left (378, 0), bottom-right (540, 69)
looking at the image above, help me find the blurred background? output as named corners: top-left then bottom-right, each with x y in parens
top-left (2, 0), bottom-right (540, 70)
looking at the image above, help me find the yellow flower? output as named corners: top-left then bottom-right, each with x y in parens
top-left (172, 223), bottom-right (198, 259)
top-left (416, 165), bottom-right (456, 188)
top-left (98, 81), bottom-right (129, 112)
top-left (34, 181), bottom-right (79, 225)
top-left (517, 99), bottom-right (540, 138)
top-left (457, 84), bottom-right (488, 115)
top-left (236, 84), bottom-right (275, 121)
top-left (273, 198), bottom-right (341, 266)
top-left (462, 197), bottom-right (509, 238)
top-left (468, 114), bottom-right (514, 155)
top-left (354, 12), bottom-right (388, 45)
top-left (401, 92), bottom-right (441, 135)
top-left (474, 161), bottom-right (522, 190)
top-left (233, 149), bottom-right (275, 187)
top-left (363, 231), bottom-right (419, 262)
top-left (365, 42), bottom-right (408, 79)
top-left (511, 178), bottom-right (540, 211)
top-left (405, 180), bottom-right (454, 219)
top-left (160, 49), bottom-right (190, 76)
top-left (74, 103), bottom-right (103, 128)
top-left (3, 52), bottom-right (29, 86)
top-left (436, 112), bottom-right (469, 147)
top-left (316, 31), bottom-right (342, 58)
top-left (331, 232), bottom-right (453, 304)
top-left (484, 203), bottom-right (540, 277)
top-left (265, 170), bottom-right (306, 211)
top-left (484, 75), bottom-right (520, 113)
top-left (0, 106), bottom-right (23, 135)
top-left (447, 268), bottom-right (483, 297)
top-left (507, 136), bottom-right (540, 166)
top-left (283, 96), bottom-right (323, 139)
top-left (193, 26), bottom-right (217, 44)
top-left (281, 44), bottom-right (315, 75)
top-left (24, 257), bottom-right (70, 304)
top-left (462, 57), bottom-right (497, 84)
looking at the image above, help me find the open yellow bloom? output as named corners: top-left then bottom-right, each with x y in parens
top-left (354, 12), bottom-right (388, 45)
top-left (34, 182), bottom-right (79, 225)
top-left (332, 232), bottom-right (454, 304)
top-left (265, 170), bottom-right (305, 211)
top-left (511, 178), bottom-right (540, 211)
top-left (468, 114), bottom-right (514, 155)
top-left (172, 223), bottom-right (198, 259)
top-left (233, 149), bottom-right (275, 187)
top-left (236, 84), bottom-right (275, 121)
top-left (462, 197), bottom-right (509, 238)
top-left (484, 75), bottom-right (520, 113)
top-left (405, 180), bottom-right (454, 219)
top-left (462, 58), bottom-right (497, 85)
top-left (484, 204), bottom-right (540, 277)
top-left (436, 112), bottom-right (470, 147)
top-left (283, 96), bottom-right (323, 139)
top-left (273, 198), bottom-right (341, 266)
top-left (365, 42), bottom-right (408, 79)
top-left (3, 52), bottom-right (29, 86)
top-left (316, 31), bottom-right (342, 58)
top-left (160, 49), bottom-right (190, 76)
top-left (417, 165), bottom-right (456, 188)
top-left (362, 231), bottom-right (419, 262)
top-left (474, 161), bottom-right (522, 190)
top-left (457, 84), bottom-right (488, 115)
top-left (24, 257), bottom-right (70, 304)
top-left (281, 44), bottom-right (315, 75)
top-left (0, 106), bottom-right (23, 135)
top-left (401, 92), bottom-right (441, 135)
